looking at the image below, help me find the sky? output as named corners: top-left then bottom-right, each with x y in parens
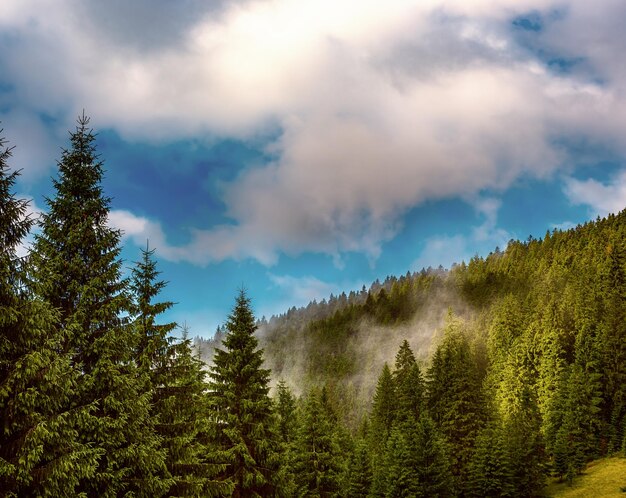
top-left (2, 0), bottom-right (626, 337)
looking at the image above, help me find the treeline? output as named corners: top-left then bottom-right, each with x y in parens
top-left (2, 114), bottom-right (626, 497)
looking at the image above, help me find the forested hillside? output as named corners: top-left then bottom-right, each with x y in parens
top-left (197, 188), bottom-right (626, 494)
top-left (2, 117), bottom-right (626, 496)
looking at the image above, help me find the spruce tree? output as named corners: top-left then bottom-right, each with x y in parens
top-left (130, 247), bottom-right (229, 496)
top-left (31, 114), bottom-right (168, 497)
top-left (502, 384), bottom-right (546, 497)
top-left (414, 414), bottom-right (453, 498)
top-left (369, 363), bottom-right (395, 456)
top-left (368, 363), bottom-right (396, 496)
top-left (467, 424), bottom-right (515, 497)
top-left (378, 426), bottom-right (421, 497)
top-left (160, 329), bottom-right (231, 497)
top-left (207, 289), bottom-right (280, 497)
top-left (275, 380), bottom-right (298, 497)
top-left (599, 234), bottom-right (626, 451)
top-left (344, 439), bottom-right (372, 498)
top-left (131, 243), bottom-right (177, 378)
top-left (392, 339), bottom-right (424, 424)
top-left (426, 313), bottom-right (485, 493)
top-left (0, 132), bottom-right (98, 496)
top-left (292, 388), bottom-right (342, 497)
top-left (276, 380), bottom-right (298, 445)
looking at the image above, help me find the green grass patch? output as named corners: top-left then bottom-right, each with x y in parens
top-left (546, 457), bottom-right (626, 498)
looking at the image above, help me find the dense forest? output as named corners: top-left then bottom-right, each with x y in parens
top-left (2, 116), bottom-right (626, 497)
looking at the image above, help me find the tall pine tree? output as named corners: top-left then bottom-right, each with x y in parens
top-left (130, 246), bottom-right (229, 496)
top-left (392, 339), bottom-right (424, 424)
top-left (0, 131), bottom-right (98, 496)
top-left (207, 289), bottom-right (280, 497)
top-left (292, 388), bottom-right (342, 497)
top-left (31, 114), bottom-right (168, 497)
top-left (427, 313), bottom-right (485, 494)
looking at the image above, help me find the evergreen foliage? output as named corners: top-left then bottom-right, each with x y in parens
top-left (392, 339), bottom-right (424, 424)
top-left (31, 114), bottom-right (168, 497)
top-left (0, 131), bottom-right (98, 496)
top-left (427, 313), bottom-right (485, 492)
top-left (344, 439), bottom-right (372, 498)
top-left (130, 246), bottom-right (229, 496)
top-left (207, 289), bottom-right (280, 497)
top-left (292, 388), bottom-right (343, 497)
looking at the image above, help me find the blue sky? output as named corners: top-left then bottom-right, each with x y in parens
top-left (2, 0), bottom-right (626, 337)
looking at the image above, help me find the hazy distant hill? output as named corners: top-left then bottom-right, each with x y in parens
top-left (196, 210), bottom-right (626, 438)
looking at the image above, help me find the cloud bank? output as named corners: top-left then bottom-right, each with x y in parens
top-left (3, 0), bottom-right (626, 264)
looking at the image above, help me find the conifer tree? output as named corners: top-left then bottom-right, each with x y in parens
top-left (392, 339), bottom-right (424, 424)
top-left (599, 234), bottom-right (626, 451)
top-left (502, 385), bottom-right (546, 496)
top-left (378, 427), bottom-right (421, 497)
top-left (275, 380), bottom-right (298, 497)
top-left (369, 363), bottom-right (395, 456)
top-left (414, 414), bottom-right (453, 498)
top-left (131, 243), bottom-right (177, 378)
top-left (276, 380), bottom-right (298, 445)
top-left (130, 247), bottom-right (229, 496)
top-left (0, 132), bottom-right (98, 496)
top-left (427, 313), bottom-right (485, 493)
top-left (31, 114), bottom-right (168, 497)
top-left (467, 424), bottom-right (515, 498)
top-left (207, 289), bottom-right (280, 497)
top-left (344, 439), bottom-right (372, 498)
top-left (161, 329), bottom-right (232, 497)
top-left (292, 388), bottom-right (342, 497)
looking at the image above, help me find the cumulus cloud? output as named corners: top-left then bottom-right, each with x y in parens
top-left (564, 171), bottom-right (626, 217)
top-left (3, 0), bottom-right (626, 264)
top-left (107, 209), bottom-right (179, 258)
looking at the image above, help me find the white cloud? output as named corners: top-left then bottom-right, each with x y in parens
top-left (107, 209), bottom-right (183, 259)
top-left (3, 0), bottom-right (626, 264)
top-left (262, 273), bottom-right (365, 318)
top-left (412, 234), bottom-right (469, 271)
top-left (564, 171), bottom-right (626, 217)
top-left (412, 197), bottom-right (513, 270)
top-left (269, 274), bottom-right (340, 305)
top-left (551, 220), bottom-right (576, 231)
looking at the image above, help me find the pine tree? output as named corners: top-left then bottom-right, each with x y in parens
top-left (160, 329), bottom-right (232, 497)
top-left (293, 388), bottom-right (342, 497)
top-left (392, 339), bottom-right (424, 424)
top-left (207, 289), bottom-right (280, 497)
top-left (0, 131), bottom-right (98, 496)
top-left (130, 247), bottom-right (229, 496)
top-left (369, 363), bottom-right (395, 456)
top-left (414, 414), bottom-right (453, 498)
top-left (344, 439), bottom-right (372, 498)
top-left (467, 424), bottom-right (515, 498)
top-left (31, 114), bottom-right (168, 497)
top-left (426, 313), bottom-right (485, 493)
top-left (275, 380), bottom-right (298, 497)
